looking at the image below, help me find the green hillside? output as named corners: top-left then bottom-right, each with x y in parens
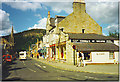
top-left (2, 29), bottom-right (46, 52)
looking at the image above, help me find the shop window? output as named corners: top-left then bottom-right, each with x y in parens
top-left (84, 52), bottom-right (90, 60)
top-left (109, 52), bottom-right (114, 59)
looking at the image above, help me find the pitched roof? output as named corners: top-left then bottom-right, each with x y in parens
top-left (67, 33), bottom-right (118, 40)
top-left (73, 43), bottom-right (119, 51)
top-left (55, 15), bottom-right (66, 23)
top-left (50, 18), bottom-right (55, 27)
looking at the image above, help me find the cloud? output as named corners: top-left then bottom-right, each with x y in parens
top-left (0, 9), bottom-right (10, 30)
top-left (2, 0), bottom-right (118, 2)
top-left (35, 14), bottom-right (42, 18)
top-left (86, 2), bottom-right (118, 24)
top-left (102, 33), bottom-right (107, 36)
top-left (43, 2), bottom-right (73, 14)
top-left (0, 9), bottom-right (17, 36)
top-left (0, 9), bottom-right (11, 36)
top-left (1, 0), bottom-right (73, 2)
top-left (28, 18), bottom-right (47, 30)
top-left (4, 2), bottom-right (43, 11)
top-left (104, 24), bottom-right (118, 32)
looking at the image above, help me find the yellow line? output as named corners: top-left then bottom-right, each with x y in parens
top-left (28, 68), bottom-right (36, 72)
top-left (35, 63), bottom-right (42, 67)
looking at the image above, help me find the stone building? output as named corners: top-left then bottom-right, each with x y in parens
top-left (43, 0), bottom-right (119, 65)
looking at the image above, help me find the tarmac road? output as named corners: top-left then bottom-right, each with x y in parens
top-left (2, 57), bottom-right (119, 81)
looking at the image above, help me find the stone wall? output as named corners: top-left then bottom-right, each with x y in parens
top-left (58, 12), bottom-right (102, 34)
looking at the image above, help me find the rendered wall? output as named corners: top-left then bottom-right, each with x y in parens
top-left (66, 40), bottom-right (74, 64)
top-left (91, 52), bottom-right (109, 63)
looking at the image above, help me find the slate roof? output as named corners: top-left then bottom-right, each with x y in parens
top-left (67, 33), bottom-right (118, 40)
top-left (50, 18), bottom-right (55, 27)
top-left (56, 15), bottom-right (66, 23)
top-left (73, 43), bottom-right (119, 51)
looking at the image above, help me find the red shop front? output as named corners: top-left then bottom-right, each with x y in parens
top-left (50, 44), bottom-right (56, 59)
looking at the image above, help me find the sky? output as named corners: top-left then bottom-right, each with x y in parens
top-left (0, 0), bottom-right (119, 36)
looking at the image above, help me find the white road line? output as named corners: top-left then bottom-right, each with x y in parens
top-left (22, 61), bottom-right (26, 65)
top-left (22, 61), bottom-right (24, 63)
top-left (85, 76), bottom-right (98, 80)
top-left (35, 63), bottom-right (41, 67)
top-left (43, 66), bottom-right (46, 68)
top-left (28, 68), bottom-right (36, 72)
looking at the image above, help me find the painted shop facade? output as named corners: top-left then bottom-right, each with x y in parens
top-left (43, 0), bottom-right (119, 65)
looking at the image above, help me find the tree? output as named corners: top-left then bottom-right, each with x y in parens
top-left (108, 30), bottom-right (119, 39)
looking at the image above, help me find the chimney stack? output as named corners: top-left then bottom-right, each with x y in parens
top-left (74, 0), bottom-right (85, 3)
top-left (48, 11), bottom-right (50, 18)
top-left (73, 0), bottom-right (86, 14)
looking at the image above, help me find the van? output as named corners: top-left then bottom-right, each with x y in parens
top-left (19, 51), bottom-right (26, 60)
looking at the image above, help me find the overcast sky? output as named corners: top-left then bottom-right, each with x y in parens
top-left (0, 0), bottom-right (119, 36)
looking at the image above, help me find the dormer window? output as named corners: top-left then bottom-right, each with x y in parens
top-left (82, 29), bottom-right (85, 33)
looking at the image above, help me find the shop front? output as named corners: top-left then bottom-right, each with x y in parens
top-left (74, 43), bottom-right (119, 65)
top-left (50, 44), bottom-right (56, 60)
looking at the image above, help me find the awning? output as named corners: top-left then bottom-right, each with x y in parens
top-left (50, 44), bottom-right (55, 47)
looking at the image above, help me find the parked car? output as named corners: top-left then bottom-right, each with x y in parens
top-left (3, 54), bottom-right (12, 62)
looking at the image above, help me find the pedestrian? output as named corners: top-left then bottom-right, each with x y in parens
top-left (80, 52), bottom-right (85, 67)
top-left (77, 51), bottom-right (82, 67)
top-left (37, 53), bottom-right (39, 59)
top-left (32, 54), bottom-right (33, 58)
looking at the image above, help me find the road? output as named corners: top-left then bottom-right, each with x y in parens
top-left (2, 57), bottom-right (119, 81)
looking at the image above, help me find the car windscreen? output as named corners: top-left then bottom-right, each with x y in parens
top-left (20, 53), bottom-right (24, 55)
top-left (3, 56), bottom-right (6, 58)
top-left (7, 56), bottom-right (11, 58)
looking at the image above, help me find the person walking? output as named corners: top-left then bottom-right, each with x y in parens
top-left (37, 53), bottom-right (39, 59)
top-left (77, 51), bottom-right (82, 67)
top-left (81, 52), bottom-right (85, 67)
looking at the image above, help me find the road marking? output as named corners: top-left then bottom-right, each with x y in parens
top-left (22, 61), bottom-right (24, 63)
top-left (35, 63), bottom-right (41, 67)
top-left (22, 61), bottom-right (26, 65)
top-left (62, 71), bottom-right (64, 72)
top-left (43, 66), bottom-right (46, 68)
top-left (28, 68), bottom-right (36, 72)
top-left (85, 76), bottom-right (98, 80)
top-left (35, 63), bottom-right (47, 69)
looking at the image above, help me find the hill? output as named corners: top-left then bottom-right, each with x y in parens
top-left (2, 29), bottom-right (46, 52)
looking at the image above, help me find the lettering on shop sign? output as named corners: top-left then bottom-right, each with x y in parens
top-left (73, 40), bottom-right (79, 42)
top-left (96, 53), bottom-right (105, 55)
top-left (96, 40), bottom-right (105, 43)
top-left (71, 39), bottom-right (79, 42)
top-left (80, 40), bottom-right (89, 43)
top-left (71, 39), bottom-right (90, 43)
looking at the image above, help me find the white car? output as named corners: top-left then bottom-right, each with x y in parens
top-left (19, 51), bottom-right (26, 60)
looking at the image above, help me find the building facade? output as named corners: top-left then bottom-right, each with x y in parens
top-left (43, 0), bottom-right (119, 65)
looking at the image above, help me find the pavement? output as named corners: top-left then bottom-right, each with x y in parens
top-left (32, 57), bottom-right (119, 75)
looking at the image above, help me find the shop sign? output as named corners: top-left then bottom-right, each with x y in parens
top-left (96, 53), bottom-right (105, 55)
top-left (46, 44), bottom-right (49, 47)
top-left (96, 40), bottom-right (105, 43)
